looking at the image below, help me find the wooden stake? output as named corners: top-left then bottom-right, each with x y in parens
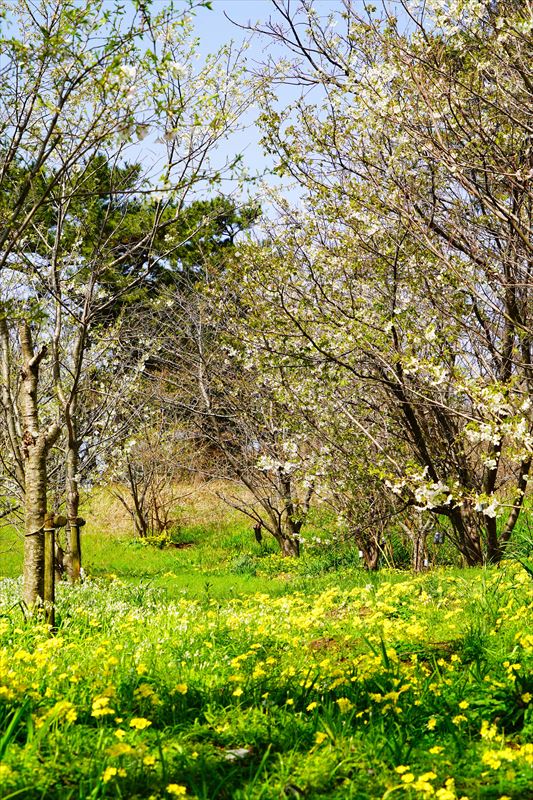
top-left (43, 512), bottom-right (55, 628)
top-left (68, 517), bottom-right (85, 583)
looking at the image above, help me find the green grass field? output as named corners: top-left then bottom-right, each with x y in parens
top-left (0, 492), bottom-right (531, 799)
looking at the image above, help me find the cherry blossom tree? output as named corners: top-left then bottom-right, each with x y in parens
top-left (232, 0), bottom-right (532, 565)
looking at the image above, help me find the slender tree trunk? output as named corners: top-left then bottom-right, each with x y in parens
top-left (399, 518), bottom-right (430, 572)
top-left (43, 512), bottom-right (56, 627)
top-left (485, 516), bottom-right (501, 566)
top-left (0, 316), bottom-right (25, 491)
top-left (277, 475), bottom-right (303, 557)
top-left (127, 460), bottom-right (150, 537)
top-left (19, 321), bottom-right (60, 609)
top-left (412, 531), bottom-right (429, 572)
top-left (23, 446), bottom-right (48, 608)
top-left (487, 458), bottom-right (532, 564)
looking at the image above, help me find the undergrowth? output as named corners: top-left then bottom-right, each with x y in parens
top-left (0, 564), bottom-right (531, 799)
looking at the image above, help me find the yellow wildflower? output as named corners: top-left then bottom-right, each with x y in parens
top-left (482, 751), bottom-right (502, 769)
top-left (480, 720), bottom-right (498, 740)
top-left (107, 743), bottom-right (134, 757)
top-left (413, 778), bottom-right (435, 794)
top-left (102, 767), bottom-right (118, 783)
top-left (435, 791), bottom-right (455, 800)
top-left (92, 696), bottom-right (115, 718)
top-left (336, 697), bottom-right (354, 713)
top-left (130, 717), bottom-right (152, 730)
top-left (167, 785), bottom-right (187, 796)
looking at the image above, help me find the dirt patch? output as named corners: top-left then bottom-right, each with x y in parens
top-left (164, 541), bottom-right (195, 550)
top-left (308, 637), bottom-right (338, 652)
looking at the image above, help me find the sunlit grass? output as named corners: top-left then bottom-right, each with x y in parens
top-left (0, 489), bottom-right (531, 798)
top-left (0, 560), bottom-right (532, 799)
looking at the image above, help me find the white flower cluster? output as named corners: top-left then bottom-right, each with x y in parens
top-left (473, 496), bottom-right (500, 518)
top-left (256, 455), bottom-right (299, 475)
top-left (413, 480), bottom-right (453, 511)
top-left (387, 467), bottom-right (456, 511)
top-left (464, 422), bottom-right (501, 446)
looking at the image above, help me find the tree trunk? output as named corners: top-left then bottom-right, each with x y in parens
top-left (127, 460), bottom-right (150, 537)
top-left (362, 546), bottom-right (380, 570)
top-left (43, 512), bottom-right (56, 628)
top-left (66, 518), bottom-right (82, 582)
top-left (0, 316), bottom-right (25, 492)
top-left (485, 516), bottom-right (502, 566)
top-left (23, 446), bottom-right (48, 608)
top-left (449, 506), bottom-right (484, 566)
top-left (412, 531), bottom-right (429, 572)
top-left (19, 321), bottom-right (60, 609)
top-left (487, 458), bottom-right (532, 564)
top-left (279, 534), bottom-right (300, 557)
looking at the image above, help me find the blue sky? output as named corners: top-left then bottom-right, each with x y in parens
top-left (195, 0), bottom-right (278, 48)
top-left (189, 0), bottom-right (305, 210)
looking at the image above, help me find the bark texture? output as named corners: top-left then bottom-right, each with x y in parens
top-left (19, 321), bottom-right (60, 609)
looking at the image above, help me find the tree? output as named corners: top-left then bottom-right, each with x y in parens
top-left (232, 0), bottom-right (532, 565)
top-left (139, 279), bottom-right (314, 557)
top-left (109, 409), bottom-right (188, 541)
top-left (90, 196), bottom-right (261, 543)
top-left (0, 0), bottom-right (254, 607)
top-left (280, 368), bottom-right (404, 570)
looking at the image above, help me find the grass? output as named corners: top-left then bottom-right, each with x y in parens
top-left (0, 489), bottom-right (532, 799)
